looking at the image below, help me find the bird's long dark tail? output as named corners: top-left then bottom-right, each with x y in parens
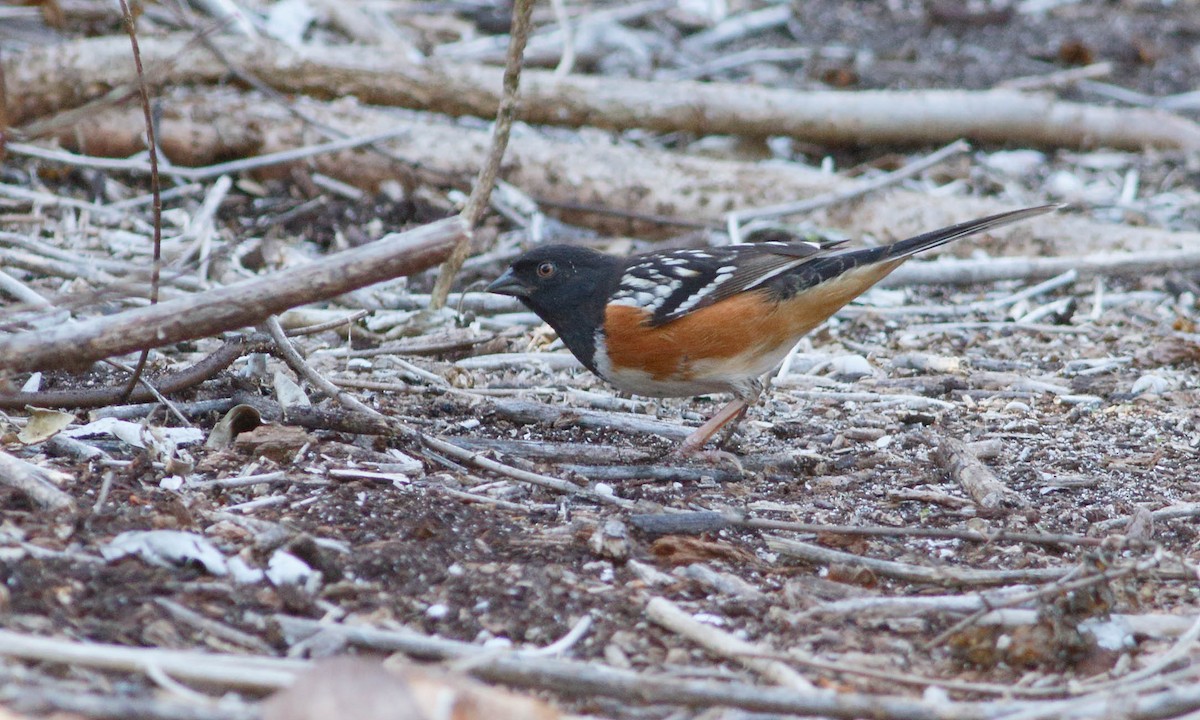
top-left (881, 204), bottom-right (1059, 262)
top-left (786, 204), bottom-right (1058, 295)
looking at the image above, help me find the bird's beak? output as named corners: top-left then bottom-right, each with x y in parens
top-left (486, 268), bottom-right (531, 297)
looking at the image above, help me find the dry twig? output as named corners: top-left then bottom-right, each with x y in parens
top-left (766, 535), bottom-right (1070, 587)
top-left (0, 334), bottom-right (274, 408)
top-left (0, 217), bottom-right (467, 373)
top-left (0, 450), bottom-right (75, 511)
top-left (646, 596), bottom-right (813, 690)
top-left (430, 0), bottom-right (535, 309)
top-left (929, 434), bottom-right (1018, 512)
top-left (114, 0), bottom-right (164, 403)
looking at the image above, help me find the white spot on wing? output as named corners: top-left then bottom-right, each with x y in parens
top-left (652, 280), bottom-right (680, 298)
top-left (621, 275), bottom-right (658, 291)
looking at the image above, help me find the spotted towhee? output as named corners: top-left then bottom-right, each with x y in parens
top-left (487, 205), bottom-right (1055, 454)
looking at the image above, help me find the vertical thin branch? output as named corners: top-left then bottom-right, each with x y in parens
top-left (429, 0), bottom-right (535, 310)
top-left (117, 0), bottom-right (164, 400)
top-left (0, 53), bottom-right (9, 164)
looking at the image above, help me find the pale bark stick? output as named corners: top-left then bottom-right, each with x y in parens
top-left (7, 34), bottom-right (1200, 151)
top-left (930, 435), bottom-right (1016, 512)
top-left (273, 617), bottom-right (1015, 719)
top-left (0, 628), bottom-right (304, 689)
top-left (646, 596), bottom-right (813, 690)
top-left (765, 535), bottom-right (1071, 586)
top-left (887, 249), bottom-right (1200, 286)
top-left (488, 398), bottom-right (692, 440)
top-left (0, 217), bottom-right (467, 373)
top-left (0, 450), bottom-right (75, 511)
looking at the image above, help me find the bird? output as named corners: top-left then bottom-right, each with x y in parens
top-left (487, 205), bottom-right (1056, 455)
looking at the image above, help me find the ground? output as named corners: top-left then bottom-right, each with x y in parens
top-left (1, 1), bottom-right (1199, 719)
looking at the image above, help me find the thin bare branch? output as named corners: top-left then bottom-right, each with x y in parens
top-left (430, 0), bottom-right (535, 309)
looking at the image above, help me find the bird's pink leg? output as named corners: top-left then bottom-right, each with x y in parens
top-left (675, 398), bottom-right (749, 456)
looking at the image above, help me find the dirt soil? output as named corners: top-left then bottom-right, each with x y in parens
top-left (2, 1), bottom-right (1200, 719)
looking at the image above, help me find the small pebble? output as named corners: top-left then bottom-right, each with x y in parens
top-left (861, 288), bottom-right (908, 307)
top-left (425, 603), bottom-right (449, 619)
top-left (829, 354), bottom-right (873, 380)
top-left (923, 685), bottom-right (951, 705)
top-left (892, 352), bottom-right (961, 373)
top-left (1045, 170), bottom-right (1086, 200)
top-left (266, 551), bottom-right (317, 588)
top-left (981, 149), bottom-right (1046, 176)
top-left (1130, 374), bottom-right (1170, 396)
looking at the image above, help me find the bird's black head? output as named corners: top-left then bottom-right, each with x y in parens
top-left (487, 244), bottom-right (622, 371)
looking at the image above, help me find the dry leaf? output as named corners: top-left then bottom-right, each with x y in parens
top-left (649, 536), bottom-right (756, 567)
top-left (205, 404), bottom-right (264, 448)
top-left (234, 425), bottom-right (312, 462)
top-left (1137, 334), bottom-right (1200, 367)
top-left (16, 408), bottom-right (74, 444)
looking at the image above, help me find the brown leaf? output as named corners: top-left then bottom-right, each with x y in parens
top-left (824, 563), bottom-right (877, 588)
top-left (1137, 335), bottom-right (1200, 367)
top-left (649, 536), bottom-right (755, 567)
top-left (1058, 38), bottom-right (1096, 66)
top-left (814, 532), bottom-right (870, 553)
top-left (233, 424), bottom-right (311, 462)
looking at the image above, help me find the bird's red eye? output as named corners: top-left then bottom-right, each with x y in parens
top-left (536, 261), bottom-right (556, 278)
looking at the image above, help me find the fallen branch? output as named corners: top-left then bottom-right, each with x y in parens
top-left (629, 511), bottom-right (1105, 548)
top-left (0, 217), bottom-right (466, 373)
top-left (264, 315), bottom-right (379, 418)
top-left (0, 450), bottom-right (75, 511)
top-left (4, 686), bottom-right (257, 720)
top-left (765, 535), bottom-right (1070, 587)
top-left (729, 139), bottom-right (971, 227)
top-left (488, 398), bottom-right (691, 441)
top-left (888, 248), bottom-right (1200, 286)
top-left (260, 314), bottom-right (622, 507)
top-left (16, 90), bottom-right (1198, 258)
top-left (0, 628), bottom-right (304, 689)
top-left (929, 434), bottom-right (1018, 513)
top-left (8, 35), bottom-right (1200, 151)
top-left (0, 334), bottom-right (274, 409)
top-left (445, 438), bottom-right (658, 464)
top-left (420, 434), bottom-right (635, 509)
top-left (1095, 502), bottom-right (1200, 531)
top-left (273, 617), bottom-right (1015, 719)
top-left (646, 596), bottom-right (813, 690)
